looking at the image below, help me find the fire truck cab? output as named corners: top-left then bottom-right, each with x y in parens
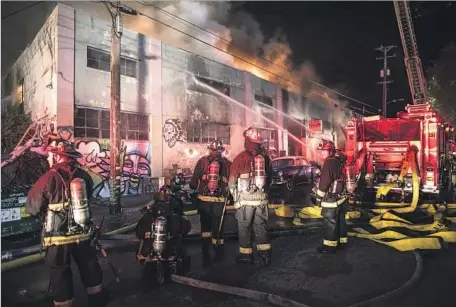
top-left (345, 104), bottom-right (455, 199)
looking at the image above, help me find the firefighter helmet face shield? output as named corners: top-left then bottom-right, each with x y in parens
top-left (243, 127), bottom-right (262, 143)
top-left (208, 140), bottom-right (225, 152)
top-left (317, 140), bottom-right (336, 153)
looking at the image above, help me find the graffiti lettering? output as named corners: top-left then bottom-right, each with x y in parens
top-left (76, 140), bottom-right (151, 198)
top-left (163, 118), bottom-right (187, 148)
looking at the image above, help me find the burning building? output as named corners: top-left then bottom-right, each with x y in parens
top-left (2, 3), bottom-right (354, 198)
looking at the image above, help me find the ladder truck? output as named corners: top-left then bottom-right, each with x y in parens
top-left (393, 0), bottom-right (428, 105)
top-left (344, 1), bottom-right (456, 204)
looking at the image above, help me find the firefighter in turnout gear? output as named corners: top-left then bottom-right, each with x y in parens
top-left (25, 140), bottom-right (107, 307)
top-left (229, 127), bottom-right (273, 265)
top-left (190, 140), bottom-right (231, 266)
top-left (314, 140), bottom-right (348, 254)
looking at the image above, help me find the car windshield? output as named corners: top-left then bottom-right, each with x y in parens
top-left (272, 159), bottom-right (294, 167)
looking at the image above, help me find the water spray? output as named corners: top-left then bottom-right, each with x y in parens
top-left (192, 76), bottom-right (316, 150)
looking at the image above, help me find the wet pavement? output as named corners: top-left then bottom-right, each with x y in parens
top-left (3, 185), bottom-right (456, 307)
top-left (6, 229), bottom-right (448, 307)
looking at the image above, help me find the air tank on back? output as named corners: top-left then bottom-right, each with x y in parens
top-left (152, 216), bottom-right (168, 256)
top-left (254, 155), bottom-right (266, 190)
top-left (206, 160), bottom-right (221, 194)
top-left (70, 178), bottom-right (91, 229)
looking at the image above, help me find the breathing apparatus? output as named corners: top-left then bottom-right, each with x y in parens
top-left (238, 127), bottom-right (267, 194)
top-left (203, 140), bottom-right (226, 197)
top-left (44, 141), bottom-right (93, 236)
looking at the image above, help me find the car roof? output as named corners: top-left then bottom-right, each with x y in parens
top-left (272, 156), bottom-right (307, 161)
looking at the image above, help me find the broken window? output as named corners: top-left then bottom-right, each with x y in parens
top-left (254, 93), bottom-right (273, 107)
top-left (192, 76), bottom-right (230, 96)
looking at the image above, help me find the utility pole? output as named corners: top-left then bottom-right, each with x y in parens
top-left (375, 45), bottom-right (396, 117)
top-left (109, 2), bottom-right (122, 215)
top-left (105, 2), bottom-right (138, 215)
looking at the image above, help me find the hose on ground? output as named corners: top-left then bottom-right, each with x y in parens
top-left (2, 225), bottom-right (423, 307)
top-left (347, 250), bottom-right (423, 307)
top-left (171, 274), bottom-right (312, 307)
top-left (169, 250), bottom-right (423, 307)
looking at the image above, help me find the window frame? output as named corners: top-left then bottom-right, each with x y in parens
top-left (74, 107), bottom-right (149, 140)
top-left (254, 93), bottom-right (274, 107)
top-left (186, 120), bottom-right (230, 145)
top-left (86, 46), bottom-right (138, 78)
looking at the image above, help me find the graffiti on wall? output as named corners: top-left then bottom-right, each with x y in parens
top-left (75, 140), bottom-right (151, 198)
top-left (163, 144), bottom-right (232, 181)
top-left (163, 118), bottom-right (187, 148)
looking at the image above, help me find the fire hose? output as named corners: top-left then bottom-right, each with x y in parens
top-left (2, 223), bottom-right (423, 307)
top-left (2, 223), bottom-right (425, 307)
top-left (2, 195), bottom-right (453, 306)
top-left (170, 250), bottom-right (424, 307)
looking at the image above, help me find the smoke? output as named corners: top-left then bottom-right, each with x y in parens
top-left (132, 1), bottom-right (319, 91)
top-left (129, 1), bottom-right (352, 139)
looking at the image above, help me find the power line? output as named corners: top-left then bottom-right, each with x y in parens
top-left (137, 1), bottom-right (364, 87)
top-left (124, 2), bottom-right (378, 111)
top-left (2, 1), bottom-right (44, 20)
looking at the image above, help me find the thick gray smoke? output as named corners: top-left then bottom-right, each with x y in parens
top-left (68, 0), bottom-right (353, 143)
top-left (131, 1), bottom-right (353, 144)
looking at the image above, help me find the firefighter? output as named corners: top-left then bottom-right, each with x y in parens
top-left (228, 127), bottom-right (273, 265)
top-left (314, 140), bottom-right (348, 254)
top-left (25, 140), bottom-right (107, 307)
top-left (189, 140), bottom-right (231, 266)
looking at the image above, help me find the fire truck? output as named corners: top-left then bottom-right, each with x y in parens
top-left (345, 104), bottom-right (455, 201)
top-left (343, 1), bottom-right (456, 203)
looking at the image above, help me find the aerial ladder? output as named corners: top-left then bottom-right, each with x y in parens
top-left (393, 0), bottom-right (428, 105)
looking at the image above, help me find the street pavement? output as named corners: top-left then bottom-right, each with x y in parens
top-left (3, 185), bottom-right (456, 307)
top-left (4, 232), bottom-right (455, 307)
top-left (0, 232), bottom-right (418, 307)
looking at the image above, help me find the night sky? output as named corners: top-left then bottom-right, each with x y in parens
top-left (2, 1), bottom-right (456, 116)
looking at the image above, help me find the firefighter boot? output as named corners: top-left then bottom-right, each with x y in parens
top-left (258, 250), bottom-right (271, 266)
top-left (213, 245), bottom-right (225, 262)
top-left (317, 245), bottom-right (337, 254)
top-left (235, 253), bottom-right (254, 265)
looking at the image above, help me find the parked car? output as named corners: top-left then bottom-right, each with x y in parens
top-left (271, 156), bottom-right (320, 196)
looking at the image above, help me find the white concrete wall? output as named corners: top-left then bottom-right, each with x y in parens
top-left (73, 10), bottom-right (156, 115)
top-left (8, 6), bottom-right (59, 122)
top-left (161, 43), bottom-right (248, 179)
top-left (71, 8), bottom-right (160, 197)
top-left (56, 4), bottom-right (76, 138)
